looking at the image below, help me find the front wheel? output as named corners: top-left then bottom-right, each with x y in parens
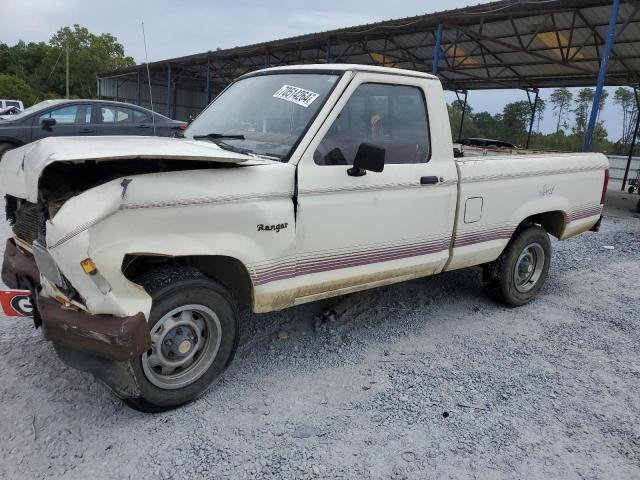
top-left (483, 225), bottom-right (551, 307)
top-left (124, 267), bottom-right (239, 412)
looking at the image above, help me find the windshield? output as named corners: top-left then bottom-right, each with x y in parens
top-left (1, 100), bottom-right (64, 121)
top-left (186, 73), bottom-right (340, 160)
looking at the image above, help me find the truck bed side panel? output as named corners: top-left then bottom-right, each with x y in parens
top-left (445, 153), bottom-right (609, 271)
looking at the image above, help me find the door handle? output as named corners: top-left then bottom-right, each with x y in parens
top-left (80, 128), bottom-right (93, 133)
top-left (420, 176), bottom-right (440, 185)
top-left (138, 124), bottom-right (149, 128)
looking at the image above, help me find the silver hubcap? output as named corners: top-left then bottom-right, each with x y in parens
top-left (142, 304), bottom-right (222, 390)
top-left (513, 242), bottom-right (545, 293)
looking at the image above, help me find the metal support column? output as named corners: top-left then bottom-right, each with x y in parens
top-left (325, 38), bottom-right (331, 63)
top-left (166, 64), bottom-right (172, 118)
top-left (622, 87), bottom-right (640, 190)
top-left (584, 0), bottom-right (621, 152)
top-left (206, 59), bottom-right (212, 106)
top-left (432, 22), bottom-right (444, 76)
top-left (455, 90), bottom-right (468, 142)
top-left (136, 71), bottom-right (141, 105)
top-left (526, 88), bottom-right (539, 149)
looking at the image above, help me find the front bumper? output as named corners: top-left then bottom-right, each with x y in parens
top-left (3, 238), bottom-right (151, 362)
top-left (37, 294), bottom-right (150, 362)
top-left (1, 239), bottom-right (40, 289)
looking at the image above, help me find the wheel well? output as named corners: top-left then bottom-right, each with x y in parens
top-left (122, 254), bottom-right (253, 308)
top-left (519, 210), bottom-right (567, 239)
top-left (0, 139), bottom-right (22, 148)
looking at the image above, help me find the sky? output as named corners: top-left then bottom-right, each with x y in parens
top-left (1, 0), bottom-right (627, 140)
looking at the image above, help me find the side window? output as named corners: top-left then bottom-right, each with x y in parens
top-left (40, 105), bottom-right (92, 124)
top-left (133, 109), bottom-right (151, 123)
top-left (314, 83), bottom-right (430, 166)
top-left (100, 106), bottom-right (133, 124)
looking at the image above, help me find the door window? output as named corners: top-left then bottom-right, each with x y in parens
top-left (40, 105), bottom-right (92, 124)
top-left (314, 83), bottom-right (430, 165)
top-left (100, 106), bottom-right (134, 123)
top-left (133, 109), bottom-right (151, 123)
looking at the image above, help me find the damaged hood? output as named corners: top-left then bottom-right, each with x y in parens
top-left (0, 136), bottom-right (257, 202)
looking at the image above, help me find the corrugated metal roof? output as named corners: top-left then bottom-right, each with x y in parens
top-left (99, 0), bottom-right (640, 91)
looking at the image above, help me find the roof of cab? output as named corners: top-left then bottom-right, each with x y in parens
top-left (243, 63), bottom-right (439, 81)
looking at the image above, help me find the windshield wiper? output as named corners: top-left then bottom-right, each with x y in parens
top-left (250, 152), bottom-right (282, 160)
top-left (192, 133), bottom-right (245, 140)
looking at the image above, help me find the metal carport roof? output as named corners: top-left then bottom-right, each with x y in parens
top-left (99, 0), bottom-right (640, 93)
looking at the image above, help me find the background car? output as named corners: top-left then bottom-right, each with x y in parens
top-left (0, 99), bottom-right (187, 158)
top-left (0, 99), bottom-right (24, 112)
top-left (0, 106), bottom-right (22, 117)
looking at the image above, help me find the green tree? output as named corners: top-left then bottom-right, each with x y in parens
top-left (0, 40), bottom-right (56, 103)
top-left (0, 74), bottom-right (34, 105)
top-left (448, 99), bottom-right (481, 140)
top-left (534, 98), bottom-right (546, 132)
top-left (573, 88), bottom-right (595, 137)
top-left (0, 25), bottom-right (135, 102)
top-left (501, 100), bottom-right (532, 146)
top-left (473, 111), bottom-right (501, 139)
top-left (597, 89), bottom-right (608, 122)
top-left (614, 87), bottom-right (637, 143)
top-left (549, 87), bottom-right (573, 133)
top-left (48, 25), bottom-right (135, 98)
top-left (571, 88), bottom-right (608, 148)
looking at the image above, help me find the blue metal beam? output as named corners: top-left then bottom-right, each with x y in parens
top-left (584, 0), bottom-right (620, 152)
top-left (431, 22), bottom-right (444, 76)
top-left (205, 59), bottom-right (211, 106)
top-left (166, 64), bottom-right (172, 118)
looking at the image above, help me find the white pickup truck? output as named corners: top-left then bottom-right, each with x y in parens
top-left (0, 64), bottom-right (609, 411)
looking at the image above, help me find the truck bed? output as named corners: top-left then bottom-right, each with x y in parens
top-left (446, 151), bottom-right (609, 271)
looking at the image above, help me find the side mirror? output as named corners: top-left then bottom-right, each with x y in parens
top-left (42, 117), bottom-right (56, 129)
top-left (347, 142), bottom-right (385, 177)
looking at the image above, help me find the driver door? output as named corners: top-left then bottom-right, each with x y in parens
top-left (32, 103), bottom-right (95, 141)
top-left (294, 72), bottom-right (457, 303)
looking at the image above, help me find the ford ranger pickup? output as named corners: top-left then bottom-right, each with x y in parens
top-left (0, 64), bottom-right (610, 411)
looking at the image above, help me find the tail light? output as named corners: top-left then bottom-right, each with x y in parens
top-left (178, 125), bottom-right (188, 131)
top-left (600, 169), bottom-right (609, 204)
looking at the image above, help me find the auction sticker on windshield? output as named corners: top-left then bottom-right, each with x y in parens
top-left (273, 85), bottom-right (320, 108)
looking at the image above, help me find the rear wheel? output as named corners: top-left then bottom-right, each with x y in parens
top-left (124, 267), bottom-right (239, 412)
top-left (483, 225), bottom-right (551, 307)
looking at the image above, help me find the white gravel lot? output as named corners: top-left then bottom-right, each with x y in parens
top-left (0, 194), bottom-right (639, 480)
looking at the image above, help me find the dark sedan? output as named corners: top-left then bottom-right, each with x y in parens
top-left (0, 99), bottom-right (187, 158)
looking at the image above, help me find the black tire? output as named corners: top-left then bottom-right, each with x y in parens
top-left (629, 186), bottom-right (636, 194)
top-left (483, 225), bottom-right (551, 307)
top-left (124, 267), bottom-right (239, 413)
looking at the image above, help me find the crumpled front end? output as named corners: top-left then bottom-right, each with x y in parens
top-left (2, 172), bottom-right (154, 363)
top-left (1, 237), bottom-right (151, 366)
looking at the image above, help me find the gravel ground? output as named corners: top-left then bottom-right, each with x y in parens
top-left (0, 195), bottom-right (639, 480)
